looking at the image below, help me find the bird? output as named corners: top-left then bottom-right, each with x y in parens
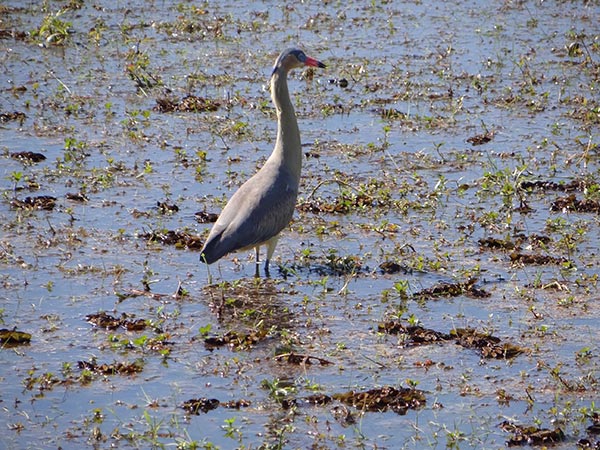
top-left (200, 48), bottom-right (326, 276)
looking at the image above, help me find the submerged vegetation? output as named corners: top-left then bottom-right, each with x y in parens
top-left (1, 1), bottom-right (599, 449)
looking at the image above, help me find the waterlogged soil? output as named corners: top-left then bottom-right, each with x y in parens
top-left (1, 1), bottom-right (599, 449)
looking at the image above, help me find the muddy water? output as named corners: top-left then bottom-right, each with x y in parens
top-left (1, 1), bottom-right (599, 449)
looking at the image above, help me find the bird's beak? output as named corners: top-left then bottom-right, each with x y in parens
top-left (304, 56), bottom-right (326, 69)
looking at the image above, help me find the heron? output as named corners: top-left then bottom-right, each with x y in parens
top-left (200, 48), bottom-right (326, 276)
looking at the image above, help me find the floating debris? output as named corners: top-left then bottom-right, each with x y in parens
top-left (330, 404), bottom-right (356, 426)
top-left (10, 195), bottom-right (56, 211)
top-left (157, 201), bottom-right (179, 214)
top-left (333, 385), bottom-right (426, 415)
top-left (467, 131), bottom-right (494, 146)
top-left (221, 399), bottom-right (252, 409)
top-left (479, 237), bottom-right (517, 250)
top-left (77, 359), bottom-right (144, 375)
top-left (379, 322), bottom-right (526, 359)
top-left (301, 394), bottom-right (333, 406)
top-left (379, 261), bottom-right (410, 274)
top-left (450, 328), bottom-right (526, 359)
top-left (520, 179), bottom-right (590, 192)
top-left (182, 397), bottom-right (220, 414)
top-left (328, 78), bottom-right (349, 88)
top-left (10, 151), bottom-right (45, 162)
top-left (85, 312), bottom-right (147, 331)
top-left (204, 329), bottom-right (269, 351)
top-left (195, 211), bottom-right (219, 223)
top-left (139, 229), bottom-right (203, 250)
top-left (551, 194), bottom-right (600, 213)
top-left (274, 352), bottom-right (333, 366)
top-left (500, 421), bottom-right (565, 447)
top-left (65, 192), bottom-right (88, 202)
top-left (378, 321), bottom-right (451, 345)
top-left (0, 328), bottom-right (31, 346)
top-left (412, 278), bottom-right (490, 300)
top-left (298, 192), bottom-right (381, 214)
top-left (154, 95), bottom-right (220, 113)
top-left (181, 397), bottom-right (251, 415)
top-left (1, 111), bottom-right (26, 123)
top-left (510, 252), bottom-right (568, 265)
top-left (577, 438), bottom-right (600, 449)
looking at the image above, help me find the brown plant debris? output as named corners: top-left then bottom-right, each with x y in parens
top-left (77, 359), bottom-right (144, 375)
top-left (467, 131), bottom-right (494, 146)
top-left (577, 438), bottom-right (600, 449)
top-left (195, 211), bottom-right (219, 223)
top-left (0, 328), bottom-right (32, 346)
top-left (479, 237), bottom-right (517, 250)
top-left (203, 329), bottom-right (269, 351)
top-left (551, 194), bottom-right (600, 213)
top-left (520, 179), bottom-right (591, 192)
top-left (412, 278), bottom-right (490, 300)
top-left (274, 352), bottom-right (333, 366)
top-left (157, 201), bottom-right (179, 214)
top-left (1, 111), bottom-right (26, 123)
top-left (154, 95), bottom-right (220, 113)
top-left (330, 404), bottom-right (357, 426)
top-left (221, 399), bottom-right (252, 409)
top-left (301, 394), bottom-right (333, 406)
top-left (10, 195), bottom-right (56, 211)
top-left (333, 385), bottom-right (426, 415)
top-left (85, 312), bottom-right (147, 331)
top-left (450, 328), bottom-right (526, 359)
top-left (378, 321), bottom-right (451, 345)
top-left (139, 229), bottom-right (203, 250)
top-left (500, 421), bottom-right (565, 447)
top-left (181, 397), bottom-right (251, 415)
top-left (10, 151), bottom-right (45, 162)
top-left (510, 252), bottom-right (567, 265)
top-left (297, 193), bottom-right (378, 214)
top-left (181, 397), bottom-right (220, 414)
top-left (65, 192), bottom-right (88, 202)
top-left (379, 261), bottom-right (410, 274)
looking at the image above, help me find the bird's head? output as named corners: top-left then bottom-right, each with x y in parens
top-left (271, 48), bottom-right (326, 77)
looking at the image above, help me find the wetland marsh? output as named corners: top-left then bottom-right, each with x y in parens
top-left (1, 1), bottom-right (599, 449)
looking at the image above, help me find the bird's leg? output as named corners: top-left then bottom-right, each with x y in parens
top-left (254, 246), bottom-right (261, 278)
top-left (264, 236), bottom-right (279, 278)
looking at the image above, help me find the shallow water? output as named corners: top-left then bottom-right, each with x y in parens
top-left (1, 1), bottom-right (599, 449)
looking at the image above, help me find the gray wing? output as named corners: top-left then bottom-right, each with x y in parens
top-left (200, 165), bottom-right (298, 264)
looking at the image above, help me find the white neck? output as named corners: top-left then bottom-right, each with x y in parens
top-left (269, 70), bottom-right (302, 181)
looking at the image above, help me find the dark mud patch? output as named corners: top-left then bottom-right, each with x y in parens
top-left (9, 150), bottom-right (45, 163)
top-left (510, 252), bottom-right (569, 266)
top-left (154, 95), bottom-right (221, 113)
top-left (86, 312), bottom-right (148, 331)
top-left (450, 328), bottom-right (527, 360)
top-left (10, 195), bottom-right (56, 211)
top-left (274, 352), bottom-right (333, 366)
top-left (412, 278), bottom-right (491, 300)
top-left (181, 397), bottom-right (252, 415)
top-left (520, 179), bottom-right (593, 193)
top-left (500, 421), bottom-right (565, 447)
top-left (551, 194), bottom-right (600, 213)
top-left (379, 321), bottom-right (527, 360)
top-left (1, 111), bottom-right (26, 123)
top-left (77, 359), bottom-right (144, 376)
top-left (203, 328), bottom-right (270, 351)
top-left (332, 385), bottom-right (426, 415)
top-left (0, 328), bottom-right (32, 346)
top-left (139, 229), bottom-right (203, 250)
top-left (194, 210), bottom-right (219, 223)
